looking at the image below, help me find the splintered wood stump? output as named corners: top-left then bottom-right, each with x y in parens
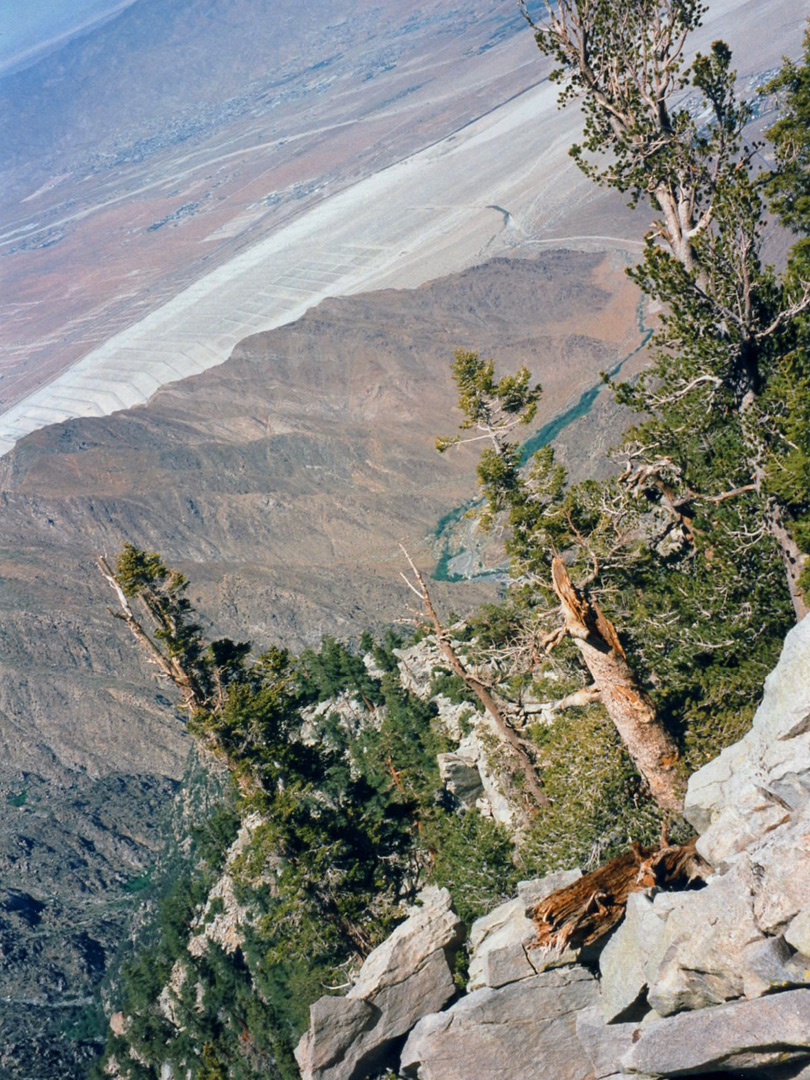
top-left (530, 838), bottom-right (707, 952)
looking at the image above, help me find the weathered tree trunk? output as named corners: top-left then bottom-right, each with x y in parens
top-left (551, 557), bottom-right (684, 812)
top-left (765, 496), bottom-right (809, 622)
top-left (531, 837), bottom-right (708, 951)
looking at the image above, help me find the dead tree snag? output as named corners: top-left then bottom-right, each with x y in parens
top-left (531, 837), bottom-right (708, 951)
top-left (551, 557), bottom-right (684, 812)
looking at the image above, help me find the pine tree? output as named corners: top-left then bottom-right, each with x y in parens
top-left (428, 9), bottom-right (810, 825)
top-left (520, 0), bottom-right (810, 616)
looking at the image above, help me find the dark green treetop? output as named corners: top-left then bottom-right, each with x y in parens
top-left (520, 0), bottom-right (810, 617)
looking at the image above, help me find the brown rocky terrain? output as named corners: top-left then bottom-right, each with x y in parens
top-left (0, 247), bottom-right (645, 1073)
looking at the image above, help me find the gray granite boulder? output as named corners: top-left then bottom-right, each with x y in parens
top-left (747, 798), bottom-right (810, 936)
top-left (437, 739), bottom-right (485, 809)
top-left (400, 966), bottom-right (599, 1080)
top-left (684, 614), bottom-right (810, 868)
top-left (598, 891), bottom-right (666, 1022)
top-left (467, 868), bottom-right (582, 990)
top-left (646, 867), bottom-right (771, 1014)
top-left (575, 1007), bottom-right (655, 1080)
top-left (295, 887), bottom-right (464, 1080)
top-left (622, 987), bottom-right (810, 1075)
top-left (641, 800), bottom-right (810, 1016)
top-left (787, 907), bottom-right (810, 957)
top-left (466, 896), bottom-right (534, 990)
top-left (294, 998), bottom-right (377, 1080)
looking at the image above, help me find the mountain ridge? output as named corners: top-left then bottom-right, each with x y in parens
top-left (0, 248), bottom-right (644, 1075)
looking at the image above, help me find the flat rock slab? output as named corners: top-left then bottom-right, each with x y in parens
top-left (296, 887), bottom-right (463, 1080)
top-left (401, 966), bottom-right (598, 1080)
top-left (622, 988), bottom-right (810, 1075)
top-left (575, 1007), bottom-right (652, 1080)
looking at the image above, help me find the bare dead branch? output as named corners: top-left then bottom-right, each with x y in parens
top-left (698, 483), bottom-right (757, 505)
top-left (540, 625), bottom-right (567, 654)
top-left (399, 546), bottom-right (549, 809)
top-left (555, 686), bottom-right (602, 710)
top-left (755, 280), bottom-right (810, 340)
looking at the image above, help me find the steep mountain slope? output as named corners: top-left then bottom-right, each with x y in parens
top-left (1, 3), bottom-right (806, 1075)
top-left (0, 248), bottom-right (645, 1075)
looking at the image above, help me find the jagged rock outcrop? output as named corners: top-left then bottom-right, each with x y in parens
top-left (592, 614), bottom-right (810, 1023)
top-left (466, 869), bottom-right (582, 991)
top-left (395, 639), bottom-right (526, 829)
top-left (683, 612), bottom-right (810, 867)
top-left (589, 615), bottom-right (810, 1075)
top-left (185, 812), bottom-right (266, 959)
top-left (112, 808), bottom-right (266, 1070)
top-left (295, 887), bottom-right (464, 1080)
top-left (296, 614), bottom-right (810, 1080)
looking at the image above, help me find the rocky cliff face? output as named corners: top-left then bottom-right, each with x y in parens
top-left (295, 614), bottom-right (810, 1080)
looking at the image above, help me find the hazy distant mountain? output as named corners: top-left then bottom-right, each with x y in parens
top-left (0, 0), bottom-right (522, 175)
top-left (0, 0), bottom-right (137, 74)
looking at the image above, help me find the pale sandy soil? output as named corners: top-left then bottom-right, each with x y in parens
top-left (0, 0), bottom-right (802, 456)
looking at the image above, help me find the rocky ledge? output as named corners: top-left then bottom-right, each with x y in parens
top-left (296, 613), bottom-right (810, 1080)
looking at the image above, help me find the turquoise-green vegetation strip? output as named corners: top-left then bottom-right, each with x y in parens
top-left (432, 309), bottom-right (653, 582)
top-left (432, 499), bottom-right (482, 583)
top-left (519, 327), bottom-right (652, 463)
top-left (433, 547), bottom-right (464, 583)
top-left (430, 500), bottom-right (477, 542)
